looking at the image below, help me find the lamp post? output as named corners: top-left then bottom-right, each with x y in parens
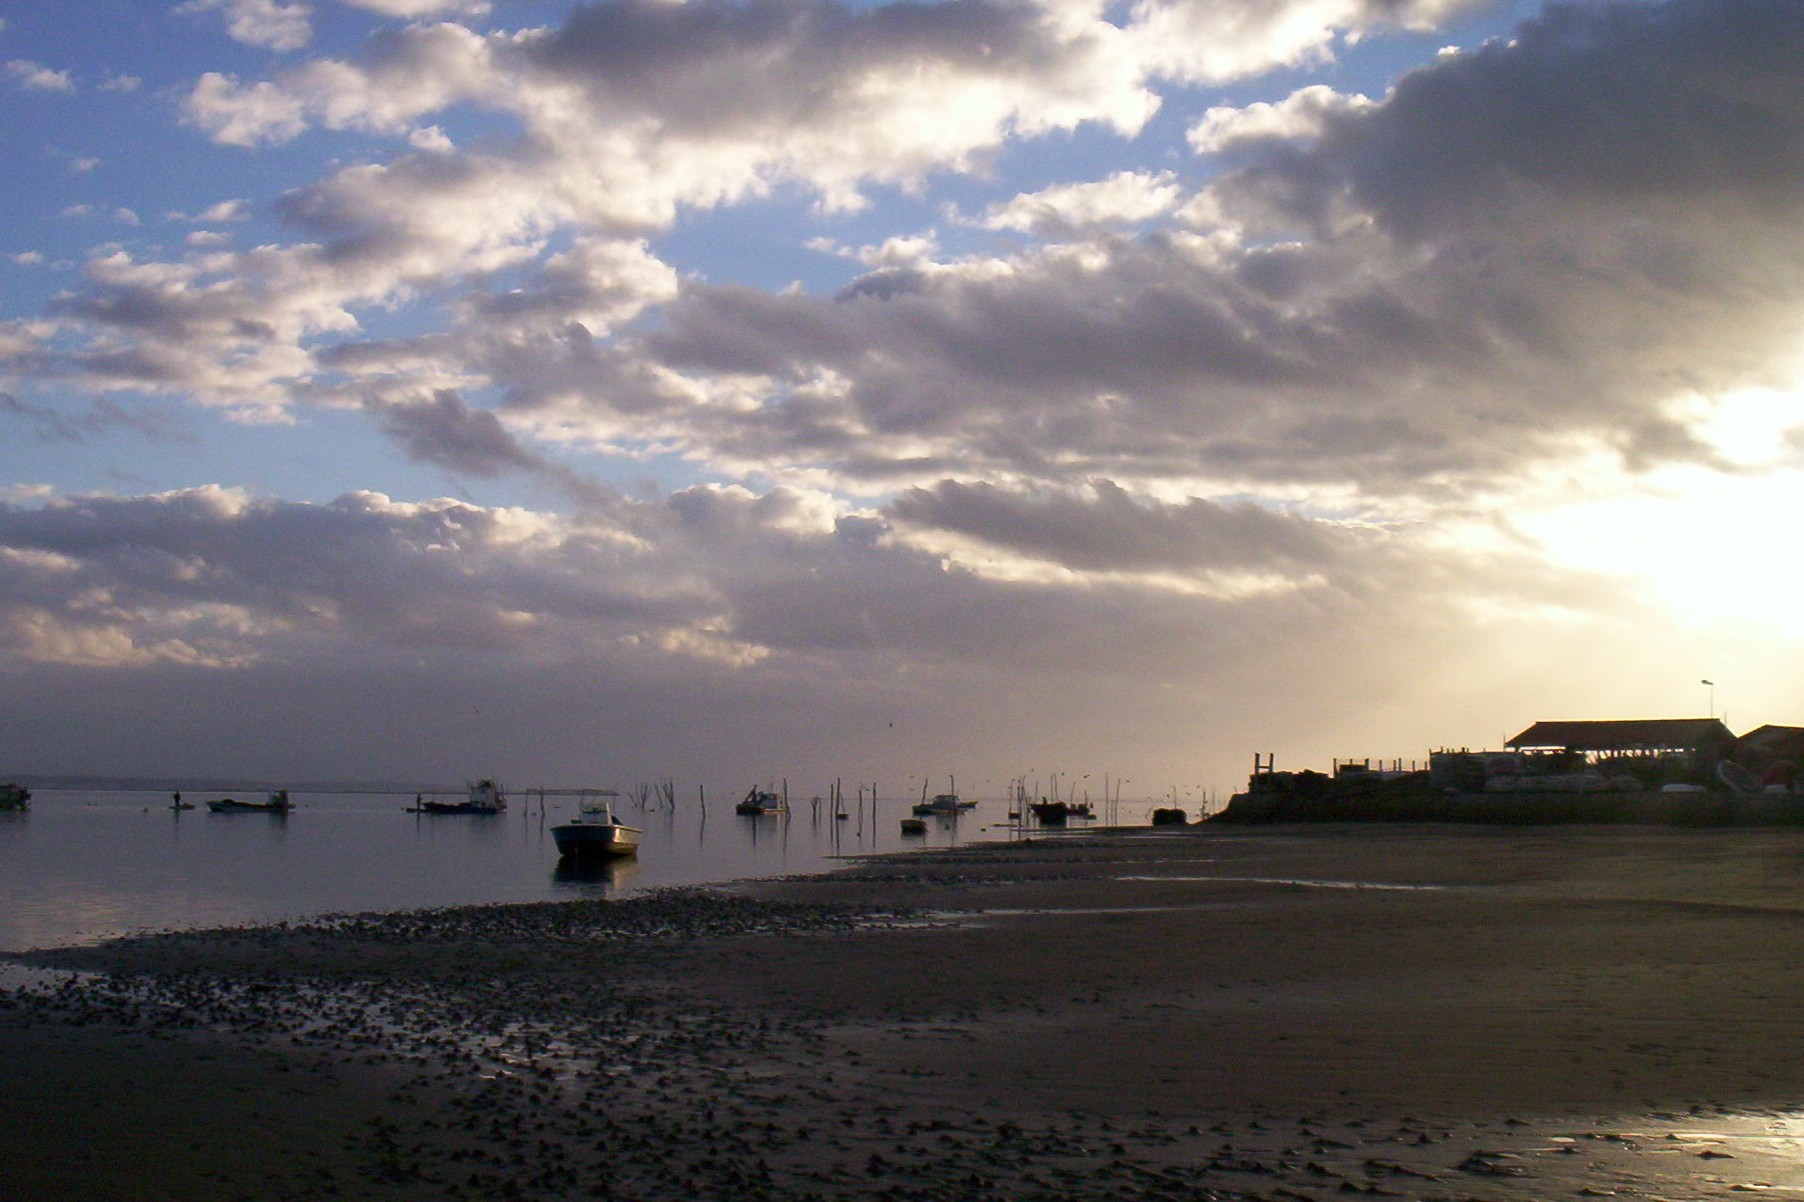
top-left (1702, 679), bottom-right (1715, 720)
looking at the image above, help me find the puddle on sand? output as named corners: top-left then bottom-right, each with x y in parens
top-left (0, 961), bottom-right (96, 992)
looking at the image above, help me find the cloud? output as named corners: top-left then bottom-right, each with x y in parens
top-left (550, 0), bottom-right (1804, 502)
top-left (890, 478), bottom-right (1352, 577)
top-left (977, 171), bottom-right (1183, 237)
top-left (0, 478), bottom-right (1670, 788)
top-left (1127, 0), bottom-right (1474, 85)
top-left (1295, 0), bottom-right (1804, 238)
top-left (0, 393), bottom-right (190, 445)
top-left (42, 0), bottom-right (1491, 439)
top-left (374, 389), bottom-right (542, 476)
top-left (1187, 84), bottom-right (1373, 154)
top-left (198, 200), bottom-right (251, 222)
top-left (176, 0), bottom-right (314, 52)
top-left (6, 59), bottom-right (74, 92)
top-left (0, 487), bottom-right (682, 667)
top-left (184, 73), bottom-right (311, 146)
top-left (345, 0), bottom-right (491, 16)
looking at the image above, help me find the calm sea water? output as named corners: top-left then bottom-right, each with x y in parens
top-left (0, 789), bottom-right (1044, 952)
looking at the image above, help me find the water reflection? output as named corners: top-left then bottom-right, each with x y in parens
top-left (0, 788), bottom-right (1035, 951)
top-left (550, 856), bottom-right (640, 893)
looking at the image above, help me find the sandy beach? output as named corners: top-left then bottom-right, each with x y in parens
top-left (8, 823), bottom-right (1804, 1200)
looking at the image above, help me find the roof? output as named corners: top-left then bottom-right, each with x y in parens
top-left (1735, 725), bottom-right (1804, 754)
top-left (1506, 718), bottom-right (1734, 752)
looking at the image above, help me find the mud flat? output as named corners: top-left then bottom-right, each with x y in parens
top-left (8, 824), bottom-right (1804, 1200)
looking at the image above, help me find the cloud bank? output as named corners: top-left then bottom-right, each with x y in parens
top-left (3, 0), bottom-right (1803, 788)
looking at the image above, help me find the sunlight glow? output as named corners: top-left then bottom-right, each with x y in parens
top-left (1517, 460), bottom-right (1804, 636)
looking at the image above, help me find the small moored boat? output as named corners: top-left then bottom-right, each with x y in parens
top-left (735, 788), bottom-right (788, 816)
top-left (1029, 799), bottom-right (1094, 825)
top-left (551, 792), bottom-right (642, 862)
top-left (208, 789), bottom-right (293, 814)
top-left (910, 776), bottom-right (975, 816)
top-left (414, 779), bottom-right (507, 814)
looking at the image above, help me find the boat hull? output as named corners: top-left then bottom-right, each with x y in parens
top-left (735, 789), bottom-right (787, 816)
top-left (552, 822), bottom-right (641, 859)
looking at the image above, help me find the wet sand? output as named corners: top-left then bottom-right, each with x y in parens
top-left (8, 824), bottom-right (1804, 1199)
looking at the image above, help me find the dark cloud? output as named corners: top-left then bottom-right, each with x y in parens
top-left (1314, 0), bottom-right (1804, 239)
top-left (0, 393), bottom-right (190, 444)
top-left (890, 479), bottom-right (1348, 574)
top-left (375, 389), bottom-right (542, 477)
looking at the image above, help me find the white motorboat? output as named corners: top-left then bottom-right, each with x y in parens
top-left (551, 793), bottom-right (641, 860)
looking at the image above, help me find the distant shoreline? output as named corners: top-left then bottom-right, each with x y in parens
top-left (1211, 785), bottom-right (1804, 826)
top-left (3, 776), bottom-right (455, 796)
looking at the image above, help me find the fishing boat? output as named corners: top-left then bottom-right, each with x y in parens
top-left (551, 792), bottom-right (642, 861)
top-left (1029, 799), bottom-right (1094, 826)
top-left (208, 789), bottom-right (293, 814)
top-left (911, 776), bottom-right (974, 816)
top-left (414, 779), bottom-right (507, 814)
top-left (0, 783), bottom-right (29, 811)
top-left (735, 788), bottom-right (788, 816)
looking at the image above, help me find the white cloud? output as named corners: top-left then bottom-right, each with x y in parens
top-left (1188, 85), bottom-right (1373, 154)
top-left (408, 124), bottom-right (455, 153)
top-left (1127, 0), bottom-right (1473, 85)
top-left (198, 200), bottom-right (250, 222)
top-left (979, 170), bottom-right (1183, 236)
top-left (6, 59), bottom-right (74, 92)
top-left (345, 0), bottom-right (491, 16)
top-left (183, 23), bottom-right (498, 146)
top-left (176, 0), bottom-right (314, 52)
top-left (185, 73), bottom-right (309, 146)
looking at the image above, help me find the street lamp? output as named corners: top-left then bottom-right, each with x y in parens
top-left (1702, 679), bottom-right (1715, 720)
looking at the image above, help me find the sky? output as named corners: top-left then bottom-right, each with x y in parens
top-left (2, 0), bottom-right (1802, 800)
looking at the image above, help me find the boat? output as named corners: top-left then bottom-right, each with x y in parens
top-left (0, 783), bottom-right (29, 811)
top-left (912, 793), bottom-right (961, 816)
top-left (911, 776), bottom-right (975, 816)
top-left (899, 816), bottom-right (928, 835)
top-left (735, 788), bottom-right (788, 816)
top-left (208, 789), bottom-right (293, 814)
top-left (1029, 799), bottom-right (1094, 826)
top-left (414, 779), bottom-right (507, 814)
top-left (551, 792), bottom-right (642, 861)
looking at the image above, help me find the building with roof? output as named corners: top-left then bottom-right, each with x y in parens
top-left (1506, 718), bottom-right (1735, 759)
